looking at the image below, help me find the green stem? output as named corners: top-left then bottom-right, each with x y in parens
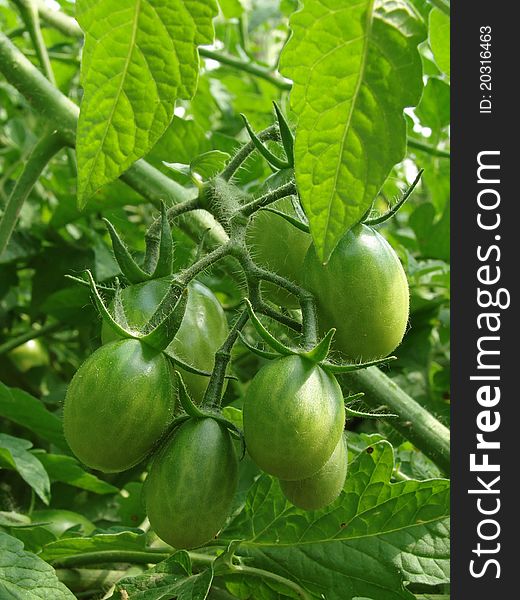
top-left (12, 0), bottom-right (56, 85)
top-left (240, 181), bottom-right (297, 217)
top-left (0, 321), bottom-right (62, 355)
top-left (342, 367), bottom-right (450, 473)
top-left (55, 568), bottom-right (128, 594)
top-left (408, 138), bottom-right (450, 159)
top-left (0, 32), bottom-right (226, 249)
top-left (231, 564), bottom-right (312, 600)
top-left (221, 125), bottom-right (280, 181)
top-left (199, 48), bottom-right (291, 91)
top-left (31, 1), bottom-right (291, 90)
top-left (0, 131), bottom-right (64, 257)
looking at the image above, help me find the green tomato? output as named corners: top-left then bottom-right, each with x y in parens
top-left (279, 434), bottom-right (347, 510)
top-left (101, 279), bottom-right (228, 402)
top-left (64, 339), bottom-right (175, 473)
top-left (31, 509), bottom-right (96, 537)
top-left (303, 224), bottom-right (409, 361)
top-left (246, 196), bottom-right (311, 308)
top-left (243, 355), bottom-right (345, 481)
top-left (145, 417), bottom-right (238, 549)
top-left (8, 339), bottom-right (49, 372)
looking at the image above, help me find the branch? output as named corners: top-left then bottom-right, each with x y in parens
top-left (0, 131), bottom-right (64, 257)
top-left (0, 321), bottom-right (63, 355)
top-left (342, 367), bottom-right (450, 473)
top-left (408, 137), bottom-right (450, 159)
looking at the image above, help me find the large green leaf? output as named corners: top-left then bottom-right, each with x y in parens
top-left (0, 532), bottom-right (75, 600)
top-left (280, 0), bottom-right (425, 261)
top-left (221, 441), bottom-right (449, 599)
top-left (76, 0), bottom-right (219, 206)
top-left (429, 8), bottom-right (450, 79)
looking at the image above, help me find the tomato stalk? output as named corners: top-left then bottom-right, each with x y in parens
top-left (221, 125), bottom-right (280, 181)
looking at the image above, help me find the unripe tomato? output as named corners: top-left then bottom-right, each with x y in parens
top-left (279, 434), bottom-right (347, 510)
top-left (246, 197), bottom-right (310, 308)
top-left (303, 224), bottom-right (409, 361)
top-left (64, 339), bottom-right (175, 473)
top-left (101, 279), bottom-right (228, 402)
top-left (8, 339), bottom-right (49, 372)
top-left (145, 418), bottom-right (238, 549)
top-left (243, 355), bottom-right (345, 481)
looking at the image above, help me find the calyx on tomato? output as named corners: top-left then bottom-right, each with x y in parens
top-left (145, 417), bottom-right (238, 549)
top-left (303, 223), bottom-right (410, 362)
top-left (64, 339), bottom-right (176, 473)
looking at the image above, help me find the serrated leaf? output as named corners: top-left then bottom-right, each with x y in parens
top-left (280, 0), bottom-right (426, 261)
top-left (0, 434), bottom-right (50, 505)
top-left (32, 452), bottom-right (119, 495)
top-left (0, 532), bottom-right (75, 600)
top-left (113, 552), bottom-right (214, 600)
top-left (76, 0), bottom-right (219, 206)
top-left (429, 8), bottom-right (450, 78)
top-left (221, 441), bottom-right (449, 599)
top-left (0, 382), bottom-right (68, 451)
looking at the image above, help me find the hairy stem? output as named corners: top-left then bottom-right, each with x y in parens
top-left (342, 367), bottom-right (451, 473)
top-left (240, 181), bottom-right (297, 217)
top-left (0, 131), bottom-right (64, 257)
top-left (221, 125), bottom-right (280, 181)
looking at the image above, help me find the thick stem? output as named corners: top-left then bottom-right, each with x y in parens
top-left (0, 32), bottom-right (226, 248)
top-left (240, 181), bottom-right (297, 217)
top-left (0, 321), bottom-right (62, 355)
top-left (34, 0), bottom-right (83, 38)
top-left (202, 309), bottom-right (249, 408)
top-left (12, 0), bottom-right (56, 84)
top-left (0, 131), bottom-right (64, 257)
top-left (342, 367), bottom-right (450, 473)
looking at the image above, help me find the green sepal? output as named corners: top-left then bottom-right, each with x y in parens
top-left (273, 101), bottom-right (294, 167)
top-left (238, 332), bottom-right (280, 360)
top-left (150, 202), bottom-right (174, 279)
top-left (259, 207), bottom-right (310, 234)
top-left (363, 169), bottom-right (424, 226)
top-left (240, 114), bottom-right (290, 170)
top-left (85, 270), bottom-right (136, 340)
top-left (301, 328), bottom-right (335, 363)
top-left (65, 273), bottom-right (115, 294)
top-left (112, 278), bottom-right (130, 331)
top-left (103, 218), bottom-right (150, 283)
top-left (244, 299), bottom-right (293, 356)
top-left (344, 394), bottom-right (399, 420)
top-left (175, 371), bottom-right (206, 418)
top-left (140, 287), bottom-right (189, 351)
top-left (163, 348), bottom-right (213, 378)
top-left (321, 356), bottom-right (397, 374)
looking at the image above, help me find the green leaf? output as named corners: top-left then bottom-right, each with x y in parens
top-left (218, 0), bottom-right (243, 19)
top-left (113, 552), bottom-right (214, 599)
top-left (40, 530), bottom-right (147, 563)
top-left (409, 202), bottom-right (450, 261)
top-left (0, 532), bottom-right (75, 599)
top-left (0, 434), bottom-right (50, 505)
top-left (415, 77), bottom-right (450, 131)
top-left (76, 0), bottom-right (219, 206)
top-left (280, 0), bottom-right (426, 261)
top-left (190, 150), bottom-right (231, 180)
top-left (221, 441), bottom-right (450, 599)
top-left (429, 8), bottom-right (450, 79)
top-left (32, 452), bottom-right (119, 495)
top-left (0, 383), bottom-right (68, 451)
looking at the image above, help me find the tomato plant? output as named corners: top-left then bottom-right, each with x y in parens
top-left (0, 1), bottom-right (450, 599)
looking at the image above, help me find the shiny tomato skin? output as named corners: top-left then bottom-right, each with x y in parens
top-left (101, 279), bottom-right (228, 402)
top-left (280, 434), bottom-right (347, 510)
top-left (63, 339), bottom-right (175, 473)
top-left (243, 354), bottom-right (345, 481)
top-left (145, 417), bottom-right (238, 549)
top-left (303, 224), bottom-right (409, 361)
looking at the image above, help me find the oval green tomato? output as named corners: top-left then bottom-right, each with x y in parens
top-left (64, 339), bottom-right (175, 473)
top-left (101, 279), bottom-right (228, 402)
top-left (246, 197), bottom-right (310, 308)
top-left (303, 224), bottom-right (409, 361)
top-left (243, 355), bottom-right (345, 480)
top-left (145, 418), bottom-right (238, 549)
top-left (8, 339), bottom-right (49, 372)
top-left (280, 434), bottom-right (347, 510)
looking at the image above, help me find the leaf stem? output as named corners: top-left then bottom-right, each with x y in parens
top-left (0, 131), bottom-right (64, 257)
top-left (221, 125), bottom-right (280, 181)
top-left (0, 321), bottom-right (63, 356)
top-left (240, 181), bottom-right (297, 217)
top-left (408, 137), bottom-right (450, 158)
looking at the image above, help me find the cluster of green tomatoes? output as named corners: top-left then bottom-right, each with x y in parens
top-left (63, 181), bottom-right (409, 550)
